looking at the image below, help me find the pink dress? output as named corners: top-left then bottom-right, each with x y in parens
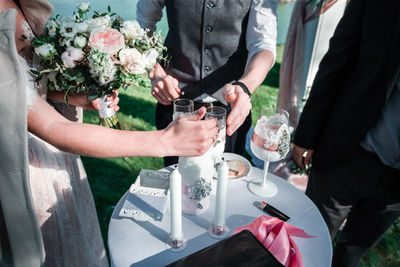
top-left (22, 57), bottom-right (108, 266)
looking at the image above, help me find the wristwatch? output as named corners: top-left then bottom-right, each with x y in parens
top-left (231, 81), bottom-right (252, 99)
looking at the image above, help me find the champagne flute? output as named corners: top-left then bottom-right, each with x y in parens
top-left (205, 106), bottom-right (226, 159)
top-left (173, 99), bottom-right (194, 120)
top-left (248, 107), bottom-right (290, 197)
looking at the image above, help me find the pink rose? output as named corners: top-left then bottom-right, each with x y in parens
top-left (88, 29), bottom-right (125, 55)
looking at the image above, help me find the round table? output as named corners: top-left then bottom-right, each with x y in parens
top-left (108, 166), bottom-right (332, 267)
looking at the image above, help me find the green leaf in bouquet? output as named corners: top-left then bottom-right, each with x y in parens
top-left (62, 68), bottom-right (86, 84)
top-left (85, 84), bottom-right (103, 101)
top-left (30, 69), bottom-right (40, 75)
top-left (139, 78), bottom-right (151, 88)
top-left (108, 5), bottom-right (111, 12)
top-left (60, 83), bottom-right (74, 91)
top-left (111, 16), bottom-right (124, 30)
top-left (48, 81), bottom-right (55, 91)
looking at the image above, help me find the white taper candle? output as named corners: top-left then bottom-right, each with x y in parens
top-left (214, 161), bottom-right (229, 227)
top-left (170, 169), bottom-right (183, 240)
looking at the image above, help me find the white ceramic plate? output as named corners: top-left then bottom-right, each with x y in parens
top-left (213, 152), bottom-right (252, 180)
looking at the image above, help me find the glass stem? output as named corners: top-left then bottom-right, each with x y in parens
top-left (262, 161), bottom-right (270, 187)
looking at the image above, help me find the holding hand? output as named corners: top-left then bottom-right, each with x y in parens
top-left (222, 83), bottom-right (252, 136)
top-left (90, 90), bottom-right (120, 111)
top-left (48, 90), bottom-right (120, 111)
top-left (292, 144), bottom-right (314, 170)
top-left (149, 62), bottom-right (180, 105)
top-left (162, 107), bottom-right (219, 156)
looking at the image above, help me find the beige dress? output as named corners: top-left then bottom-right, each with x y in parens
top-left (21, 57), bottom-right (108, 266)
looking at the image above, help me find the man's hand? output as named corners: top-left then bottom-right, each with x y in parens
top-left (149, 62), bottom-right (180, 105)
top-left (222, 83), bottom-right (252, 136)
top-left (292, 144), bottom-right (314, 170)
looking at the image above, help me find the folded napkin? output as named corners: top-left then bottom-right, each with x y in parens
top-left (120, 190), bottom-right (168, 221)
top-left (234, 215), bottom-right (315, 267)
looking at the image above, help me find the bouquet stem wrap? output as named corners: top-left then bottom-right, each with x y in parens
top-left (99, 95), bottom-right (123, 129)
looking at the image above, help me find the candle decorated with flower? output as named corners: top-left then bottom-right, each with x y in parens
top-left (178, 149), bottom-right (214, 215)
top-left (31, 2), bottom-right (166, 129)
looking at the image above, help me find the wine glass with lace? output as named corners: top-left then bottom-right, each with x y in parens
top-left (248, 107), bottom-right (290, 197)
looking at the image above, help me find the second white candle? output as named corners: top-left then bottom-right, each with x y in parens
top-left (214, 161), bottom-right (229, 227)
top-left (170, 169), bottom-right (183, 240)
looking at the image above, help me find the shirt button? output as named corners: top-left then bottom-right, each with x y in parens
top-left (206, 2), bottom-right (215, 8)
top-left (205, 26), bottom-right (214, 33)
top-left (204, 66), bottom-right (211, 72)
top-left (204, 46), bottom-right (211, 54)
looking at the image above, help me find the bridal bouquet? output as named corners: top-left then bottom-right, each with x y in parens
top-left (31, 2), bottom-right (166, 129)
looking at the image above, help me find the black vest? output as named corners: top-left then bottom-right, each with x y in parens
top-left (163, 0), bottom-right (252, 101)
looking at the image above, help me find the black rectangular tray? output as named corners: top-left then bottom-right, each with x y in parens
top-left (166, 230), bottom-right (284, 267)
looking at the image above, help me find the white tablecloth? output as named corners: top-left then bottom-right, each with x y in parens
top-left (108, 166), bottom-right (332, 267)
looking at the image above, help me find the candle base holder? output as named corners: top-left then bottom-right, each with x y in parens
top-left (166, 235), bottom-right (187, 252)
top-left (208, 222), bottom-right (229, 239)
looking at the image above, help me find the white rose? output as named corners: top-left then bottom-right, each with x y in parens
top-left (120, 20), bottom-right (144, 40)
top-left (61, 47), bottom-right (84, 68)
top-left (74, 36), bottom-right (87, 48)
top-left (59, 19), bottom-right (77, 38)
top-left (77, 2), bottom-right (90, 12)
top-left (143, 48), bottom-right (159, 68)
top-left (119, 48), bottom-right (146, 74)
top-left (34, 43), bottom-right (56, 59)
top-left (75, 22), bottom-right (88, 33)
top-left (87, 15), bottom-right (111, 32)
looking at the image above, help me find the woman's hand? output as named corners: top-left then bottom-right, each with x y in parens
top-left (161, 107), bottom-right (219, 157)
top-left (47, 90), bottom-right (120, 111)
top-left (149, 62), bottom-right (180, 105)
top-left (70, 90), bottom-right (120, 111)
top-left (89, 90), bottom-right (120, 111)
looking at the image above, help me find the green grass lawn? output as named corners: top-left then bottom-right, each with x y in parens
top-left (82, 45), bottom-right (400, 266)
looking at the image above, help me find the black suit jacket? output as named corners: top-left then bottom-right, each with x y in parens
top-left (294, 0), bottom-right (400, 170)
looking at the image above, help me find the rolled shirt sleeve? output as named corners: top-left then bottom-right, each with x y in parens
top-left (246, 0), bottom-right (278, 66)
top-left (136, 0), bottom-right (165, 31)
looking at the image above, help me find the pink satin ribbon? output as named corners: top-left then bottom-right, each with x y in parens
top-left (182, 184), bottom-right (190, 195)
top-left (251, 132), bottom-right (278, 151)
top-left (234, 215), bottom-right (315, 267)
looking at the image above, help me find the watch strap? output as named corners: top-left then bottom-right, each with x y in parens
top-left (232, 81), bottom-right (252, 98)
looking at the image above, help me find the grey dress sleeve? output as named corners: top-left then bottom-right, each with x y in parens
top-left (0, 9), bottom-right (45, 267)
